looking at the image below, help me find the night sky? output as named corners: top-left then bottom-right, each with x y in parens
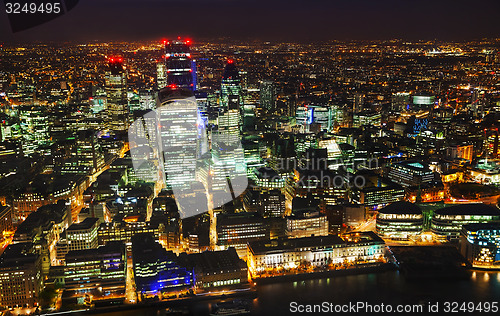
top-left (1, 0), bottom-right (500, 43)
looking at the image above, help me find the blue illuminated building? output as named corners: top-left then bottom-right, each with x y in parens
top-left (132, 233), bottom-right (193, 295)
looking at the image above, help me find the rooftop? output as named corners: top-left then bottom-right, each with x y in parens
top-left (248, 231), bottom-right (383, 254)
top-left (435, 204), bottom-right (500, 216)
top-left (378, 201), bottom-right (422, 215)
top-left (462, 223), bottom-right (500, 232)
top-left (393, 160), bottom-right (432, 172)
top-left (180, 247), bottom-right (246, 274)
top-left (68, 217), bottom-right (99, 231)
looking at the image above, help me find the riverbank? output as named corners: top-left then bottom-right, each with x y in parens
top-left (41, 288), bottom-right (257, 316)
top-left (390, 246), bottom-right (470, 280)
top-left (253, 263), bottom-right (395, 285)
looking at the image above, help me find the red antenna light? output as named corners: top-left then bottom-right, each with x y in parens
top-left (228, 59), bottom-right (234, 64)
top-left (186, 39), bottom-right (191, 44)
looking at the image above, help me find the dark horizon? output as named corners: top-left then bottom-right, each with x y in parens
top-left (1, 0), bottom-right (500, 43)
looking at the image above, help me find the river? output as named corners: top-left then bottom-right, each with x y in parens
top-left (91, 270), bottom-right (500, 315)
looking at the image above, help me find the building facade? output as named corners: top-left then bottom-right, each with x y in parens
top-left (247, 232), bottom-right (386, 275)
top-left (388, 160), bottom-right (434, 188)
top-left (0, 243), bottom-right (42, 308)
top-left (376, 201), bottom-right (423, 239)
top-left (431, 204), bottom-right (500, 241)
top-left (105, 58), bottom-right (129, 131)
top-left (460, 223), bottom-right (500, 268)
top-left (63, 242), bottom-right (126, 301)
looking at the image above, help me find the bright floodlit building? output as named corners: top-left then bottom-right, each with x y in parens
top-left (156, 87), bottom-right (198, 190)
top-left (376, 201), bottom-right (423, 240)
top-left (286, 210), bottom-right (329, 239)
top-left (246, 232), bottom-right (386, 275)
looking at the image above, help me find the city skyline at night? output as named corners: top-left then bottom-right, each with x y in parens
top-left (2, 1), bottom-right (500, 315)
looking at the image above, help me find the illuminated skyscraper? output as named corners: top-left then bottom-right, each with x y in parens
top-left (221, 59), bottom-right (241, 110)
top-left (260, 80), bottom-right (275, 112)
top-left (165, 38), bottom-right (195, 91)
top-left (74, 129), bottom-right (105, 173)
top-left (130, 39), bottom-right (247, 219)
top-left (157, 61), bottom-right (167, 90)
top-left (218, 60), bottom-right (242, 143)
top-left (105, 57), bottom-right (129, 131)
top-left (354, 92), bottom-right (364, 113)
top-left (211, 60), bottom-right (246, 191)
top-left (18, 105), bottom-right (50, 155)
top-left (157, 86), bottom-right (199, 190)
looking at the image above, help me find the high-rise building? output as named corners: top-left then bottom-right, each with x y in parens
top-left (221, 60), bottom-right (242, 110)
top-left (209, 60), bottom-right (247, 193)
top-left (353, 92), bottom-right (364, 113)
top-left (411, 95), bottom-right (435, 111)
top-left (18, 106), bottom-right (50, 155)
top-left (157, 87), bottom-right (199, 190)
top-left (156, 61), bottom-right (167, 90)
top-left (165, 38), bottom-right (195, 91)
top-left (391, 92), bottom-right (410, 112)
top-left (138, 89), bottom-right (156, 111)
top-left (295, 105), bottom-right (334, 132)
top-left (353, 111), bottom-right (382, 128)
top-left (218, 60), bottom-right (243, 143)
top-left (105, 57), bottom-right (129, 131)
top-left (244, 189), bottom-right (285, 218)
top-left (260, 80), bottom-right (275, 112)
top-left (74, 129), bottom-right (105, 173)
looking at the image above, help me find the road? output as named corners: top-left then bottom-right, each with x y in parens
top-left (352, 217), bottom-right (376, 232)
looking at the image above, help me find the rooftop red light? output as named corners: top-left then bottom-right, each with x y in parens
top-left (109, 57), bottom-right (123, 63)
